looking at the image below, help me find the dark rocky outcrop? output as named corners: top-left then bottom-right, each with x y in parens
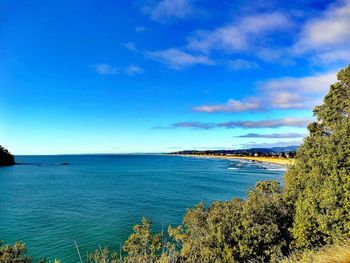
top-left (0, 145), bottom-right (15, 166)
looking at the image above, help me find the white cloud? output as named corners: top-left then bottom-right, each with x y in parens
top-left (193, 71), bottom-right (337, 112)
top-left (268, 92), bottom-right (306, 109)
top-left (256, 47), bottom-right (296, 65)
top-left (153, 121), bottom-right (215, 130)
top-left (316, 50), bottom-right (350, 63)
top-left (91, 64), bottom-right (144, 76)
top-left (261, 72), bottom-right (336, 93)
top-left (91, 64), bottom-right (118, 75)
top-left (294, 0), bottom-right (350, 55)
top-left (121, 42), bottom-right (138, 52)
top-left (146, 48), bottom-right (214, 69)
top-left (261, 72), bottom-right (337, 109)
top-left (218, 118), bottom-right (311, 129)
top-left (188, 13), bottom-right (292, 54)
top-left (227, 59), bottom-right (259, 70)
top-left (193, 98), bottom-right (261, 113)
top-left (125, 65), bottom-right (144, 75)
top-left (143, 0), bottom-right (194, 22)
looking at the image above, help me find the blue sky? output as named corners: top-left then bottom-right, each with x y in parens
top-left (1, 0), bottom-right (349, 154)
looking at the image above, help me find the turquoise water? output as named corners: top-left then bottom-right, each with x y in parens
top-left (0, 155), bottom-right (285, 262)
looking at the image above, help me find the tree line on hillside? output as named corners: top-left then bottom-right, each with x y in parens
top-left (170, 149), bottom-right (297, 158)
top-left (1, 64), bottom-right (350, 262)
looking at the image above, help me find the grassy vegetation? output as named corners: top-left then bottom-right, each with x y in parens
top-left (282, 241), bottom-right (350, 263)
top-left (1, 64), bottom-right (350, 262)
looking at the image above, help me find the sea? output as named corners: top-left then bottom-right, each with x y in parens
top-left (0, 154), bottom-right (286, 262)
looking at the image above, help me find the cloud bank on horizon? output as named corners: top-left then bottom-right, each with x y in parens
top-left (1, 0), bottom-right (350, 154)
top-left (154, 117), bottom-right (312, 130)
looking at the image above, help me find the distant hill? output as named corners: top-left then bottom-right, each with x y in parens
top-left (0, 145), bottom-right (15, 166)
top-left (269, 146), bottom-right (299, 152)
top-left (243, 146), bottom-right (299, 154)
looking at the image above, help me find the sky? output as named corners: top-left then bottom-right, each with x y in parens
top-left (1, 0), bottom-right (350, 154)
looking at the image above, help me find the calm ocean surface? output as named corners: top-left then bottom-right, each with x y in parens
top-left (0, 154), bottom-right (285, 262)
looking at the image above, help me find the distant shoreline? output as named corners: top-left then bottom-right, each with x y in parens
top-left (174, 154), bottom-right (294, 166)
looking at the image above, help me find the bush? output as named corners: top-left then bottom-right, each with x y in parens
top-left (0, 241), bottom-right (32, 263)
top-left (170, 181), bottom-right (292, 262)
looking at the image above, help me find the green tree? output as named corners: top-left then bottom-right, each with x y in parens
top-left (284, 64), bottom-right (350, 249)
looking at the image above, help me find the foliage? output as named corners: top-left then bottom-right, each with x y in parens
top-left (284, 64), bottom-right (350, 249)
top-left (88, 247), bottom-right (118, 263)
top-left (0, 145), bottom-right (15, 166)
top-left (122, 218), bottom-right (163, 263)
top-left (169, 181), bottom-right (292, 262)
top-left (0, 241), bottom-right (32, 263)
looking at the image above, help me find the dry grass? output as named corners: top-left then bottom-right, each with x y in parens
top-left (282, 241), bottom-right (350, 263)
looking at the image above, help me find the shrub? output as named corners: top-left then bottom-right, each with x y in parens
top-left (0, 241), bottom-right (32, 263)
top-left (170, 181), bottom-right (292, 262)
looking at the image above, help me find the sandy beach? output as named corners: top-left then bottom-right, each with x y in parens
top-left (176, 154), bottom-right (295, 166)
